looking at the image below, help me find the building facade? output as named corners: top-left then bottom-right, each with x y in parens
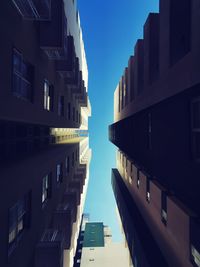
top-left (73, 215), bottom-right (132, 267)
top-left (0, 1), bottom-right (91, 267)
top-left (109, 1), bottom-right (200, 267)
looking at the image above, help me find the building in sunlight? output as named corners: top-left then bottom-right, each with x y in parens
top-left (73, 214), bottom-right (132, 267)
top-left (109, 1), bottom-right (200, 267)
top-left (0, 1), bottom-right (91, 267)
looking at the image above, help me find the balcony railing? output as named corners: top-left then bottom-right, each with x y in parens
top-left (40, 0), bottom-right (68, 60)
top-left (35, 229), bottom-right (64, 267)
top-left (12, 0), bottom-right (51, 20)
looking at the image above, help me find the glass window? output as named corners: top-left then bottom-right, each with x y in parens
top-left (66, 156), bottom-right (70, 173)
top-left (146, 178), bottom-right (150, 203)
top-left (191, 245), bottom-right (200, 267)
top-left (56, 163), bottom-right (63, 183)
top-left (68, 103), bottom-right (71, 120)
top-left (44, 80), bottom-right (53, 111)
top-left (72, 152), bottom-right (75, 167)
top-left (12, 49), bottom-right (33, 101)
top-left (58, 96), bottom-right (64, 116)
top-left (191, 99), bottom-right (200, 160)
top-left (161, 192), bottom-right (167, 225)
top-left (73, 107), bottom-right (75, 121)
top-left (8, 192), bottom-right (31, 256)
top-left (42, 174), bottom-right (51, 204)
top-left (137, 169), bottom-right (140, 188)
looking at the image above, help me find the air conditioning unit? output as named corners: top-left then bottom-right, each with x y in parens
top-left (35, 229), bottom-right (64, 267)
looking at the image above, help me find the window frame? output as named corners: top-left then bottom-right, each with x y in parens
top-left (12, 48), bottom-right (34, 102)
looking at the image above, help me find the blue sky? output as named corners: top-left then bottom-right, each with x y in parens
top-left (78, 0), bottom-right (159, 241)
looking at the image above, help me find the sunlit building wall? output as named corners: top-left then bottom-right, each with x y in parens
top-left (78, 222), bottom-right (132, 267)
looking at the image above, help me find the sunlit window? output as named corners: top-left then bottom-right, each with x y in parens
top-left (42, 174), bottom-right (51, 204)
top-left (191, 245), bottom-right (200, 267)
top-left (56, 163), bottom-right (63, 183)
top-left (44, 80), bottom-right (53, 111)
top-left (8, 192), bottom-right (31, 256)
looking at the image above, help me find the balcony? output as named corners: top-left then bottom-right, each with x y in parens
top-left (68, 182), bottom-right (81, 205)
top-left (52, 203), bottom-right (74, 249)
top-left (65, 188), bottom-right (80, 206)
top-left (76, 86), bottom-right (88, 107)
top-left (35, 229), bottom-right (64, 267)
top-left (62, 192), bottom-right (77, 222)
top-left (40, 0), bottom-right (68, 60)
top-left (12, 0), bottom-right (51, 20)
top-left (55, 36), bottom-right (77, 76)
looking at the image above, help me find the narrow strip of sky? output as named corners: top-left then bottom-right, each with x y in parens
top-left (77, 0), bottom-right (159, 241)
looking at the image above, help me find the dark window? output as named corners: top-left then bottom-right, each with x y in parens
top-left (191, 99), bottom-right (200, 160)
top-left (146, 178), bottom-right (150, 203)
top-left (76, 150), bottom-right (78, 161)
top-left (170, 0), bottom-right (191, 65)
top-left (76, 110), bottom-right (78, 122)
top-left (68, 102), bottom-right (71, 120)
top-left (44, 80), bottom-right (54, 111)
top-left (8, 192), bottom-right (31, 256)
top-left (148, 113), bottom-right (152, 149)
top-left (137, 169), bottom-right (140, 188)
top-left (73, 107), bottom-right (75, 121)
top-left (72, 152), bottom-right (75, 167)
top-left (161, 191), bottom-right (167, 225)
top-left (66, 156), bottom-right (70, 173)
top-left (42, 174), bottom-right (51, 204)
top-left (58, 96), bottom-right (64, 116)
top-left (56, 163), bottom-right (63, 183)
top-left (12, 49), bottom-right (33, 101)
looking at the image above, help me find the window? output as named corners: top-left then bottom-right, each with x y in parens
top-left (148, 113), bottom-right (152, 149)
top-left (170, 0), bottom-right (191, 65)
top-left (58, 96), bottom-right (64, 116)
top-left (146, 178), bottom-right (150, 203)
top-left (66, 156), bottom-right (70, 173)
top-left (73, 107), bottom-right (75, 121)
top-left (76, 150), bottom-right (78, 161)
top-left (44, 80), bottom-right (53, 111)
top-left (191, 245), bottom-right (200, 267)
top-left (161, 192), bottom-right (167, 225)
top-left (56, 163), bottom-right (63, 184)
top-left (191, 99), bottom-right (200, 160)
top-left (8, 192), bottom-right (31, 256)
top-left (72, 152), bottom-right (75, 167)
top-left (76, 110), bottom-right (78, 122)
top-left (77, 259), bottom-right (81, 263)
top-left (137, 169), bottom-right (140, 188)
top-left (12, 49), bottom-right (33, 101)
top-left (42, 174), bottom-right (51, 204)
top-left (68, 103), bottom-right (71, 120)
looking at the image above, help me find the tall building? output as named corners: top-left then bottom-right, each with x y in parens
top-left (73, 215), bottom-right (132, 267)
top-left (109, 1), bottom-right (200, 267)
top-left (0, 1), bottom-right (91, 267)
